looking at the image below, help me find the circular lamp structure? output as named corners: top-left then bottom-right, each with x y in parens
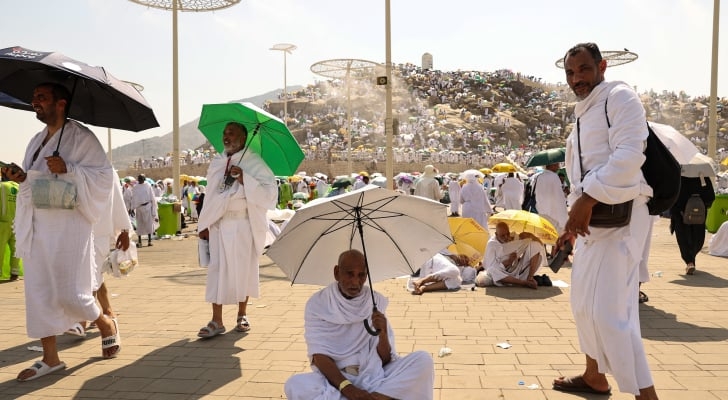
top-left (311, 58), bottom-right (381, 174)
top-left (128, 0), bottom-right (240, 202)
top-left (555, 49), bottom-right (638, 69)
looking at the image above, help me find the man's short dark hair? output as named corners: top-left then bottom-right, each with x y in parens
top-left (563, 42), bottom-right (603, 65)
top-left (37, 82), bottom-right (72, 114)
top-left (138, 174), bottom-right (146, 183)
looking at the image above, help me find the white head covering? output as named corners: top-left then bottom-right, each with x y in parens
top-left (423, 164), bottom-right (437, 178)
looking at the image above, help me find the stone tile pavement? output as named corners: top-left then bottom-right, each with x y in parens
top-left (0, 217), bottom-right (727, 399)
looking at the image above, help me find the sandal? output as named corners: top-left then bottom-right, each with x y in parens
top-left (65, 322), bottom-right (86, 338)
top-left (686, 264), bottom-right (696, 275)
top-left (235, 315), bottom-right (251, 332)
top-left (101, 318), bottom-right (121, 358)
top-left (639, 291), bottom-right (649, 303)
top-left (17, 360), bottom-right (66, 382)
top-left (198, 321), bottom-right (225, 338)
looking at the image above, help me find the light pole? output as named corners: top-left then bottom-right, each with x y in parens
top-left (385, 0), bottom-right (393, 189)
top-left (270, 43), bottom-right (296, 126)
top-left (108, 80), bottom-right (145, 165)
top-left (128, 0), bottom-right (240, 198)
top-left (708, 0), bottom-right (719, 160)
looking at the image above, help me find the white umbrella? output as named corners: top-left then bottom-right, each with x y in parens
top-left (649, 122), bottom-right (716, 178)
top-left (267, 185), bottom-right (453, 332)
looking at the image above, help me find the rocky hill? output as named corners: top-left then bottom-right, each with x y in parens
top-left (112, 64), bottom-right (728, 171)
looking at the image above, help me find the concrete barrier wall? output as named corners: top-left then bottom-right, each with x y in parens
top-left (118, 160), bottom-right (474, 186)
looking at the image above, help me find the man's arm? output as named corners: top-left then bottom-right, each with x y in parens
top-left (371, 309), bottom-right (392, 366)
top-left (311, 353), bottom-right (371, 399)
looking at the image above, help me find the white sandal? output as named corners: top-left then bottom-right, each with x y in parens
top-left (101, 318), bottom-right (121, 358)
top-left (65, 322), bottom-right (86, 338)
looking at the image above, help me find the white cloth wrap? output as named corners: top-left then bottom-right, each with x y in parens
top-left (197, 149), bottom-right (276, 304)
top-left (284, 283), bottom-right (434, 399)
top-left (131, 182), bottom-right (158, 236)
top-left (15, 120), bottom-right (113, 338)
top-left (533, 169), bottom-right (568, 234)
top-left (460, 180), bottom-right (492, 229)
top-left (484, 237), bottom-right (545, 285)
top-left (419, 253), bottom-right (462, 289)
top-left (564, 80), bottom-right (655, 394)
top-left (93, 170), bottom-right (134, 290)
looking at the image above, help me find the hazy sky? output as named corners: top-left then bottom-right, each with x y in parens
top-left (0, 0), bottom-right (725, 164)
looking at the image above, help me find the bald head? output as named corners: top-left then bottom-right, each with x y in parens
top-left (334, 249), bottom-right (367, 298)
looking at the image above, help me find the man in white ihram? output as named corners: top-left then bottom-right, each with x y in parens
top-left (197, 122), bottom-right (277, 338)
top-left (285, 249), bottom-right (434, 399)
top-left (131, 174), bottom-right (157, 247)
top-left (533, 162), bottom-right (568, 234)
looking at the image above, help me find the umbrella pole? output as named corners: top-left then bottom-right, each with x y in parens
top-left (53, 79), bottom-right (78, 157)
top-left (355, 207), bottom-right (380, 336)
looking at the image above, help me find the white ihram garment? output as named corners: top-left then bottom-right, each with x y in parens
top-left (197, 149), bottom-right (276, 304)
top-left (284, 283), bottom-right (434, 399)
top-left (448, 179), bottom-right (461, 214)
top-left (565, 80), bottom-right (654, 395)
top-left (419, 253), bottom-right (462, 289)
top-left (131, 182), bottom-right (158, 236)
top-left (15, 120), bottom-right (113, 338)
top-left (533, 169), bottom-right (568, 233)
top-left (93, 170), bottom-right (134, 290)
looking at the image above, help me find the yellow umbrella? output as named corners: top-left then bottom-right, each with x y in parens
top-left (447, 217), bottom-right (489, 265)
top-left (479, 167), bottom-right (493, 175)
top-left (722, 157), bottom-right (728, 166)
top-left (288, 175), bottom-right (303, 183)
top-left (488, 209), bottom-right (558, 245)
top-left (492, 163), bottom-right (517, 173)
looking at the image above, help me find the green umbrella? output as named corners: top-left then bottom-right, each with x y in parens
top-left (197, 102), bottom-right (305, 176)
top-left (525, 147), bottom-right (566, 168)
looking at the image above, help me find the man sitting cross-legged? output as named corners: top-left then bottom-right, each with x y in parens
top-left (284, 249), bottom-right (434, 400)
top-left (476, 222), bottom-right (546, 289)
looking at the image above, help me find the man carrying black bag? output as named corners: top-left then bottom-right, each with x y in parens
top-left (551, 43), bottom-right (658, 400)
top-left (670, 176), bottom-right (715, 275)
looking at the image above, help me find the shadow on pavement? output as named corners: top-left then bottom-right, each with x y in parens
top-left (484, 286), bottom-right (563, 300)
top-left (666, 270), bottom-right (728, 289)
top-left (640, 303), bottom-right (728, 342)
top-left (70, 338), bottom-right (244, 399)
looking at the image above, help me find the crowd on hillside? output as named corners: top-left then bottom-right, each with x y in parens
top-left (126, 64), bottom-right (728, 172)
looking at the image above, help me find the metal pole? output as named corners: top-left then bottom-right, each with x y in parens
top-left (385, 0), bottom-right (394, 189)
top-left (172, 1), bottom-right (181, 200)
top-left (347, 65), bottom-right (353, 175)
top-left (107, 127), bottom-right (113, 163)
top-left (708, 0), bottom-right (719, 160)
top-left (283, 50), bottom-right (288, 126)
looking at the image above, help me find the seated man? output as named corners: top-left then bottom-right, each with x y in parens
top-left (284, 249), bottom-right (434, 400)
top-left (477, 222), bottom-right (546, 289)
top-left (410, 253), bottom-right (462, 295)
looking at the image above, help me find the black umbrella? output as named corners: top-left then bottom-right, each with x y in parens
top-left (0, 46), bottom-right (158, 132)
top-left (0, 91), bottom-right (32, 111)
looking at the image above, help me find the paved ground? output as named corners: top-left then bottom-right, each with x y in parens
top-left (1, 217), bottom-right (727, 400)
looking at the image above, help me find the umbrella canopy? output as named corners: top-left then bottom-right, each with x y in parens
top-left (492, 163), bottom-right (517, 173)
top-left (197, 102), bottom-right (305, 176)
top-left (331, 176), bottom-right (353, 189)
top-left (0, 91), bottom-right (32, 111)
top-left (267, 184), bottom-right (453, 290)
top-left (648, 122), bottom-right (716, 178)
top-left (488, 209), bottom-right (558, 245)
top-left (0, 46), bottom-right (159, 132)
top-left (479, 167), bottom-right (493, 175)
top-left (447, 217), bottom-right (489, 265)
top-left (525, 147), bottom-right (565, 167)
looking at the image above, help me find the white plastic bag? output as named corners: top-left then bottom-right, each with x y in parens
top-left (198, 238), bottom-right (210, 267)
top-left (110, 246), bottom-right (139, 277)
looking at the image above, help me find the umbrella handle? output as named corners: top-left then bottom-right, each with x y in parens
top-left (363, 306), bottom-right (381, 336)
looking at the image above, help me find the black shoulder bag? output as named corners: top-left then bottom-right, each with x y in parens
top-left (576, 116), bottom-right (633, 228)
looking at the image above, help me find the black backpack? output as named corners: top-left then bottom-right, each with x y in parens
top-left (682, 194), bottom-right (706, 225)
top-left (605, 100), bottom-right (681, 215)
